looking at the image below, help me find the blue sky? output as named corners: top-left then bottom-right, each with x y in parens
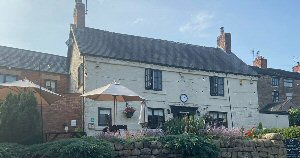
top-left (0, 0), bottom-right (299, 71)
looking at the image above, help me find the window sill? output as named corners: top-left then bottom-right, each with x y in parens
top-left (142, 90), bottom-right (167, 95)
top-left (209, 96), bottom-right (227, 100)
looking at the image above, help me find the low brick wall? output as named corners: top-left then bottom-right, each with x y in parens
top-left (113, 136), bottom-right (287, 158)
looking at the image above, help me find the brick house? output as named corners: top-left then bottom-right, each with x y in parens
top-left (0, 45), bottom-right (82, 134)
top-left (251, 56), bottom-right (300, 128)
top-left (68, 0), bottom-right (260, 136)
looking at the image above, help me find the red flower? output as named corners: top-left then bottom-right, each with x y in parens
top-left (124, 106), bottom-right (135, 114)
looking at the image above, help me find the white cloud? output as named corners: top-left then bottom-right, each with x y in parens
top-left (133, 18), bottom-right (144, 25)
top-left (179, 12), bottom-right (214, 34)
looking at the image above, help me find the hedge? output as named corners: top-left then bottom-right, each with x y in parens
top-left (0, 137), bottom-right (115, 158)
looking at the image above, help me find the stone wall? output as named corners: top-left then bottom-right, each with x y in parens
top-left (215, 138), bottom-right (287, 158)
top-left (113, 136), bottom-right (287, 158)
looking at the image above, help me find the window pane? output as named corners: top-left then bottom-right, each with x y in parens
top-left (5, 75), bottom-right (17, 83)
top-left (284, 79), bottom-right (293, 87)
top-left (145, 69), bottom-right (153, 90)
top-left (0, 75), bottom-right (4, 83)
top-left (98, 108), bottom-right (111, 126)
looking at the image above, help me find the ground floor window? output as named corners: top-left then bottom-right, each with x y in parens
top-left (148, 108), bottom-right (165, 129)
top-left (208, 111), bottom-right (228, 128)
top-left (272, 91), bottom-right (279, 102)
top-left (98, 108), bottom-right (112, 126)
top-left (0, 74), bottom-right (17, 83)
top-left (45, 80), bottom-right (57, 92)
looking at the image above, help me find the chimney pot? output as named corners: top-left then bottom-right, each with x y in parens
top-left (220, 27), bottom-right (224, 34)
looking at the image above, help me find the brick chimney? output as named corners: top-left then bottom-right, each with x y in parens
top-left (74, 0), bottom-right (85, 28)
top-left (253, 56), bottom-right (268, 69)
top-left (217, 27), bottom-right (231, 53)
top-left (293, 62), bottom-right (300, 73)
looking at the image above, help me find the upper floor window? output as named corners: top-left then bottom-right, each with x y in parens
top-left (284, 79), bottom-right (293, 88)
top-left (272, 91), bottom-right (279, 102)
top-left (271, 77), bottom-right (279, 86)
top-left (210, 76), bottom-right (224, 96)
top-left (0, 74), bottom-right (17, 83)
top-left (286, 93), bottom-right (293, 100)
top-left (98, 108), bottom-right (112, 126)
top-left (208, 111), bottom-right (228, 128)
top-left (45, 80), bottom-right (57, 92)
top-left (148, 108), bottom-right (165, 129)
top-left (78, 64), bottom-right (84, 86)
top-left (145, 69), bottom-right (162, 91)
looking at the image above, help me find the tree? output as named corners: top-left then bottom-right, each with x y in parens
top-left (0, 92), bottom-right (42, 144)
top-left (289, 108), bottom-right (300, 126)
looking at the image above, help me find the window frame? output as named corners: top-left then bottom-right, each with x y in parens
top-left (98, 108), bottom-right (112, 126)
top-left (271, 77), bottom-right (279, 86)
top-left (209, 76), bottom-right (224, 96)
top-left (147, 108), bottom-right (165, 129)
top-left (208, 111), bottom-right (228, 128)
top-left (284, 78), bottom-right (293, 88)
top-left (0, 74), bottom-right (18, 83)
top-left (272, 91), bottom-right (280, 102)
top-left (45, 80), bottom-right (57, 92)
top-left (145, 68), bottom-right (162, 91)
top-left (286, 93), bottom-right (293, 100)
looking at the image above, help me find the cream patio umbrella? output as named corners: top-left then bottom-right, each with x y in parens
top-left (81, 82), bottom-right (144, 125)
top-left (0, 79), bottom-right (61, 105)
top-left (138, 100), bottom-right (148, 126)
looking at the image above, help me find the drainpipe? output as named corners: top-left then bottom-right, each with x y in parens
top-left (82, 55), bottom-right (85, 133)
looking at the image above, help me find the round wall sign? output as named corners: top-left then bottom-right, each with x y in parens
top-left (180, 94), bottom-right (188, 103)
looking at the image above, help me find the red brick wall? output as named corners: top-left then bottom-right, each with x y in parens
top-left (217, 27), bottom-right (231, 53)
top-left (253, 56), bottom-right (268, 69)
top-left (42, 93), bottom-right (82, 133)
top-left (0, 67), bottom-right (69, 93)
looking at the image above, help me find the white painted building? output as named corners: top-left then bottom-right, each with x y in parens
top-left (68, 0), bottom-right (260, 136)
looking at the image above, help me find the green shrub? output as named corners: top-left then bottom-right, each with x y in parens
top-left (282, 126), bottom-right (300, 139)
top-left (163, 116), bottom-right (205, 135)
top-left (261, 126), bottom-right (300, 139)
top-left (159, 134), bottom-right (219, 158)
top-left (0, 92), bottom-right (42, 145)
top-left (0, 143), bottom-right (24, 158)
top-left (23, 137), bottom-right (115, 158)
top-left (289, 108), bottom-right (300, 126)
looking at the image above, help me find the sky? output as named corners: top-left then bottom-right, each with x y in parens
top-left (0, 0), bottom-right (299, 71)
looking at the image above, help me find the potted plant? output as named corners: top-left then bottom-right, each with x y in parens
top-left (124, 106), bottom-right (136, 118)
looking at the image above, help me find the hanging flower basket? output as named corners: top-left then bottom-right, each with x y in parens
top-left (124, 106), bottom-right (135, 118)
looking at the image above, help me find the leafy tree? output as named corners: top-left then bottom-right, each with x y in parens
top-left (289, 108), bottom-right (300, 126)
top-left (0, 92), bottom-right (42, 144)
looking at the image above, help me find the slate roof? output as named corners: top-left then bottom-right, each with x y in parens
top-left (0, 45), bottom-right (68, 74)
top-left (259, 99), bottom-right (299, 115)
top-left (251, 66), bottom-right (300, 79)
top-left (71, 25), bottom-right (257, 76)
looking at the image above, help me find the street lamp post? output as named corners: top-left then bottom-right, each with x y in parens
top-left (38, 62), bottom-right (44, 142)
